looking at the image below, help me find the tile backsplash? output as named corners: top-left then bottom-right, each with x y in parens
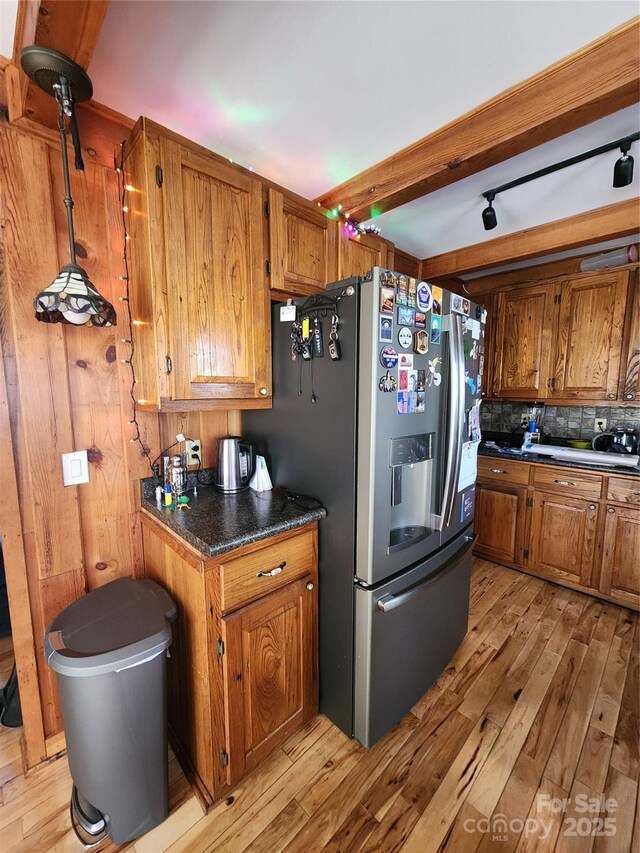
top-left (480, 402), bottom-right (640, 440)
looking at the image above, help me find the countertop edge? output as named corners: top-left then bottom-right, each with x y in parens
top-left (478, 445), bottom-right (640, 477)
top-left (140, 499), bottom-right (326, 560)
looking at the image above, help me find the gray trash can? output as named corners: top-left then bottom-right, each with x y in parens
top-left (44, 577), bottom-right (177, 845)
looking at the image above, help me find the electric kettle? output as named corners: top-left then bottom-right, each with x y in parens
top-left (215, 437), bottom-right (256, 492)
top-left (591, 428), bottom-right (639, 454)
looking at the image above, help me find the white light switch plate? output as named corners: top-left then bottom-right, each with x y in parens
top-left (62, 450), bottom-right (89, 486)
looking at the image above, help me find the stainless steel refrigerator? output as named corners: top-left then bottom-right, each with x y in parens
top-left (244, 268), bottom-right (484, 747)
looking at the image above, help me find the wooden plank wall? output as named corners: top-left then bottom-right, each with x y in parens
top-left (0, 120), bottom-right (233, 756)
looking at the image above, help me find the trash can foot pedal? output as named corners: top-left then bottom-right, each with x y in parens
top-left (70, 785), bottom-right (107, 848)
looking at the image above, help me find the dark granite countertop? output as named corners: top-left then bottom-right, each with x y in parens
top-left (479, 443), bottom-right (640, 477)
top-left (140, 476), bottom-right (326, 558)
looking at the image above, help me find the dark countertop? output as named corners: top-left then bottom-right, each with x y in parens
top-left (479, 443), bottom-right (640, 477)
top-left (140, 477), bottom-right (326, 558)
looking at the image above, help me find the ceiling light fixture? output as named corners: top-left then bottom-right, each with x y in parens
top-left (480, 131), bottom-right (639, 232)
top-left (613, 138), bottom-right (635, 187)
top-left (20, 46), bottom-right (116, 327)
top-left (481, 192), bottom-right (497, 231)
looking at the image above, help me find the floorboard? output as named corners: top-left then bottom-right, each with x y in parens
top-left (0, 560), bottom-right (637, 852)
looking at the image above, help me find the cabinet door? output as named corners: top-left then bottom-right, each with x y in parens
top-left (600, 504), bottom-right (640, 609)
top-left (493, 284), bottom-right (554, 398)
top-left (621, 276), bottom-right (639, 402)
top-left (162, 137), bottom-right (271, 404)
top-left (474, 481), bottom-right (527, 565)
top-left (222, 576), bottom-right (318, 784)
top-left (268, 189), bottom-right (337, 296)
top-left (337, 231), bottom-right (389, 278)
top-left (529, 491), bottom-right (599, 589)
top-left (552, 273), bottom-right (628, 401)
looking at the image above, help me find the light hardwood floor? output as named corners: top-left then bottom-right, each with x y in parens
top-left (0, 560), bottom-right (637, 853)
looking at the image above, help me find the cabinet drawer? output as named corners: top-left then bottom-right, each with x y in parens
top-left (607, 477), bottom-right (640, 506)
top-left (218, 530), bottom-right (315, 614)
top-left (477, 456), bottom-right (530, 485)
top-left (532, 467), bottom-right (602, 499)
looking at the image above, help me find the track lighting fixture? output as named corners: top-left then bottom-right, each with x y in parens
top-left (481, 192), bottom-right (497, 231)
top-left (481, 131), bottom-right (639, 232)
top-left (613, 139), bottom-right (634, 187)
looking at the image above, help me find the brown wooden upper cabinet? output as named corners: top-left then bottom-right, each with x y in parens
top-left (124, 118), bottom-right (271, 411)
top-left (551, 273), bottom-right (627, 401)
top-left (493, 283), bottom-right (554, 399)
top-left (621, 272), bottom-right (640, 401)
top-left (267, 189), bottom-right (337, 297)
top-left (337, 230), bottom-right (390, 279)
top-left (490, 270), bottom-right (633, 403)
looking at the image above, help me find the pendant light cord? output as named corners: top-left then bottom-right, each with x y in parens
top-left (117, 142), bottom-right (154, 475)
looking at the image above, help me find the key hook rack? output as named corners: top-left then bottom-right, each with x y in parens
top-left (293, 283), bottom-right (356, 322)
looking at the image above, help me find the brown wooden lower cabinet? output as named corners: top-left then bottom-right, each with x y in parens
top-left (600, 503), bottom-right (640, 609)
top-left (475, 481), bottom-right (527, 565)
top-left (141, 515), bottom-right (319, 805)
top-left (223, 576), bottom-right (317, 785)
top-left (474, 455), bottom-right (640, 610)
top-left (528, 491), bottom-right (599, 589)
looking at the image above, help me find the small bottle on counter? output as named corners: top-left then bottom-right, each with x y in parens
top-left (168, 454), bottom-right (187, 497)
top-left (523, 420), bottom-right (540, 448)
top-left (163, 455), bottom-right (172, 505)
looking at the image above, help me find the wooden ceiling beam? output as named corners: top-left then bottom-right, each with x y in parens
top-left (7, 0), bottom-right (109, 124)
top-left (422, 199), bottom-right (640, 279)
top-left (316, 18), bottom-right (640, 221)
top-left (6, 0), bottom-right (40, 120)
top-left (462, 244), bottom-right (640, 297)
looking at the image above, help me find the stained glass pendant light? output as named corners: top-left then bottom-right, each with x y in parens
top-left (20, 46), bottom-right (116, 327)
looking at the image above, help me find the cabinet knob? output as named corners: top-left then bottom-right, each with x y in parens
top-left (607, 393), bottom-right (615, 399)
top-left (259, 387), bottom-right (268, 396)
top-left (589, 504), bottom-right (596, 510)
top-left (554, 479), bottom-right (577, 487)
top-left (306, 582), bottom-right (315, 591)
top-left (626, 393), bottom-right (634, 400)
top-left (607, 507), bottom-right (616, 514)
top-left (490, 468), bottom-right (507, 474)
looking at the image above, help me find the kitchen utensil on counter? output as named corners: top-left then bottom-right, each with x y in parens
top-left (215, 437), bottom-right (256, 492)
top-left (568, 440), bottom-right (592, 449)
top-left (591, 428), bottom-right (638, 454)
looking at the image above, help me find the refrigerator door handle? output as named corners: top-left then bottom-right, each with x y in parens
top-left (437, 313), bottom-right (466, 530)
top-left (377, 534), bottom-right (476, 612)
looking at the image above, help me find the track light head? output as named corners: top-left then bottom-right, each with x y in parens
top-left (482, 193), bottom-right (497, 231)
top-left (613, 140), bottom-right (634, 187)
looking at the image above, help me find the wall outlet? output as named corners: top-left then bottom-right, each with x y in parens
top-left (520, 415), bottom-right (529, 428)
top-left (185, 438), bottom-right (201, 467)
top-left (594, 418), bottom-right (607, 433)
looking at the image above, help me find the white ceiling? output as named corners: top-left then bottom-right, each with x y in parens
top-left (5, 1), bottom-right (639, 265)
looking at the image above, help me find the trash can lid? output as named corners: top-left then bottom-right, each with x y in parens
top-left (44, 578), bottom-right (177, 677)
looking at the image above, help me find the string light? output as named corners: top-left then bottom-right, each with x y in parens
top-left (327, 203), bottom-right (381, 238)
top-left (117, 141), bottom-right (154, 474)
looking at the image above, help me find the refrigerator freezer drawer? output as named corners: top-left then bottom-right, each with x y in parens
top-left (353, 532), bottom-right (473, 747)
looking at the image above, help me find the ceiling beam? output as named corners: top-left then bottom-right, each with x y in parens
top-left (316, 18), bottom-right (640, 222)
top-left (422, 199), bottom-right (640, 279)
top-left (6, 0), bottom-right (40, 120)
top-left (7, 0), bottom-right (109, 124)
top-left (462, 244), bottom-right (639, 297)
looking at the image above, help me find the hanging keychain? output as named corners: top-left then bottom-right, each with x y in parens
top-left (291, 321), bottom-right (304, 361)
top-left (328, 313), bottom-right (342, 361)
top-left (313, 317), bottom-right (324, 357)
top-left (301, 316), bottom-right (312, 360)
